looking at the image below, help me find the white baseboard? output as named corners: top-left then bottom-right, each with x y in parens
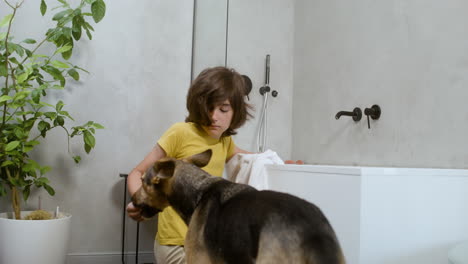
top-left (67, 251), bottom-right (155, 264)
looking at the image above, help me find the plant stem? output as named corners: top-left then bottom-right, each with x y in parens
top-left (6, 169), bottom-right (21, 219)
top-left (11, 186), bottom-right (21, 219)
top-left (1, 1), bottom-right (17, 129)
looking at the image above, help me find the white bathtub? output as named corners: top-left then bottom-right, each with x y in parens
top-left (265, 164), bottom-right (468, 264)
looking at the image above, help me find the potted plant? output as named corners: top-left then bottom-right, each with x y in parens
top-left (0, 0), bottom-right (105, 263)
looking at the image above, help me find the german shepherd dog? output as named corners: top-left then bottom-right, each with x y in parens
top-left (132, 150), bottom-right (345, 264)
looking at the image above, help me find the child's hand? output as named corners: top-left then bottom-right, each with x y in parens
top-left (284, 160), bottom-right (304, 165)
top-left (126, 202), bottom-right (144, 222)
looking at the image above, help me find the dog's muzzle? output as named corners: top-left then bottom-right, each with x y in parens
top-left (131, 195), bottom-right (161, 219)
top-left (137, 203), bottom-right (160, 219)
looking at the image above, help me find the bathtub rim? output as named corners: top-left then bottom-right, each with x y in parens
top-left (266, 164), bottom-right (468, 177)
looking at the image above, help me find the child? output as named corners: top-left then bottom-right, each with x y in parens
top-left (126, 66), bottom-right (253, 264)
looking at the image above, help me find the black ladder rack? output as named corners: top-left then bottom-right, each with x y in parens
top-left (120, 173), bottom-right (141, 264)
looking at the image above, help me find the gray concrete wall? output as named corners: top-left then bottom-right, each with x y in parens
top-left (192, 0), bottom-right (295, 159)
top-left (227, 0), bottom-right (295, 158)
top-left (292, 0), bottom-right (468, 168)
top-left (192, 0), bottom-right (228, 78)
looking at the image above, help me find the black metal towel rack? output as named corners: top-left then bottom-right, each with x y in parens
top-left (120, 173), bottom-right (140, 264)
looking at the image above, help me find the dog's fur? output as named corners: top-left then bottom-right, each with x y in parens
top-left (132, 150), bottom-right (345, 264)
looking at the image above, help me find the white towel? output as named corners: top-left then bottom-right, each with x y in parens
top-left (224, 149), bottom-right (284, 190)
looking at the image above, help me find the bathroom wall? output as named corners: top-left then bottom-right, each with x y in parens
top-left (0, 0), bottom-right (194, 262)
top-left (292, 0), bottom-right (468, 169)
top-left (226, 0), bottom-right (295, 157)
top-left (192, 0), bottom-right (228, 79)
top-left (192, 0), bottom-right (295, 158)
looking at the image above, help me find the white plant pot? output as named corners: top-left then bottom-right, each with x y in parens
top-left (0, 211), bottom-right (71, 264)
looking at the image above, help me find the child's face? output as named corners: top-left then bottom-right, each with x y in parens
top-left (203, 100), bottom-right (233, 139)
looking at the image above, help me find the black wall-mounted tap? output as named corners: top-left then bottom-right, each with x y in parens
top-left (335, 107), bottom-right (362, 121)
top-left (364, 105), bottom-right (381, 129)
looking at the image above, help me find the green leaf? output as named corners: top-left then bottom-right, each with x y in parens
top-left (91, 0), bottom-right (106, 23)
top-left (38, 121), bottom-right (51, 136)
top-left (84, 143), bottom-right (91, 154)
top-left (8, 57), bottom-right (19, 65)
top-left (59, 110), bottom-right (74, 120)
top-left (73, 156), bottom-right (81, 163)
top-left (13, 90), bottom-right (30, 101)
top-left (93, 122), bottom-right (105, 129)
top-left (52, 85), bottom-right (65, 90)
top-left (25, 48), bottom-right (33, 57)
top-left (0, 14), bottom-right (13, 27)
top-left (40, 0), bottom-right (47, 16)
top-left (55, 45), bottom-right (72, 55)
top-left (44, 112), bottom-right (57, 119)
top-left (22, 38), bottom-right (37, 44)
top-left (7, 43), bottom-right (25, 57)
top-left (62, 44), bottom-right (73, 60)
top-left (1, 160), bottom-right (14, 167)
top-left (83, 22), bottom-right (95, 32)
top-left (72, 16), bottom-right (83, 41)
top-left (51, 60), bottom-right (70, 68)
top-left (56, 100), bottom-right (64, 111)
top-left (0, 64), bottom-right (7, 77)
top-left (0, 32), bottom-right (7, 41)
top-left (36, 177), bottom-right (49, 185)
top-left (23, 140), bottom-right (40, 152)
top-left (5, 141), bottom-right (20, 151)
top-left (14, 127), bottom-right (25, 139)
top-left (0, 95), bottom-right (12, 103)
top-left (43, 65), bottom-right (65, 85)
top-left (16, 72), bottom-right (29, 84)
top-left (44, 184), bottom-right (55, 196)
top-left (84, 130), bottom-right (95, 148)
top-left (74, 65), bottom-right (89, 74)
top-left (32, 89), bottom-right (41, 104)
top-left (39, 101), bottom-right (54, 108)
top-left (54, 116), bottom-right (65, 126)
top-left (85, 27), bottom-right (92, 40)
top-left (40, 166), bottom-right (51, 175)
top-left (68, 68), bottom-right (79, 80)
top-left (25, 140), bottom-right (40, 147)
top-left (52, 10), bottom-right (69, 21)
top-left (23, 145), bottom-right (34, 153)
top-left (10, 178), bottom-right (20, 187)
top-left (23, 186), bottom-right (31, 201)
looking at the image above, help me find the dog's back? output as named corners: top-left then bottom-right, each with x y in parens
top-left (133, 151), bottom-right (345, 264)
top-left (199, 181), bottom-right (345, 264)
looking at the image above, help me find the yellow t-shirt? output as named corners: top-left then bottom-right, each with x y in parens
top-left (156, 122), bottom-right (236, 245)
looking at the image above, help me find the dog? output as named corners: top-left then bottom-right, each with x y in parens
top-left (132, 150), bottom-right (345, 264)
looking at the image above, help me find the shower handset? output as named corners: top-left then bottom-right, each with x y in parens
top-left (265, 54), bottom-right (270, 87)
top-left (259, 54), bottom-right (278, 97)
top-left (257, 54), bottom-right (279, 152)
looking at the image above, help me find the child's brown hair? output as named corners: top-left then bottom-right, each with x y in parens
top-left (185, 67), bottom-right (253, 136)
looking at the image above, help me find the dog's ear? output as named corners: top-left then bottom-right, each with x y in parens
top-left (154, 159), bottom-right (176, 178)
top-left (145, 158), bottom-right (176, 185)
top-left (184, 149), bottom-right (212, 168)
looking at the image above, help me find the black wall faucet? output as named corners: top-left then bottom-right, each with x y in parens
top-left (364, 105), bottom-right (381, 129)
top-left (335, 107), bottom-right (362, 121)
